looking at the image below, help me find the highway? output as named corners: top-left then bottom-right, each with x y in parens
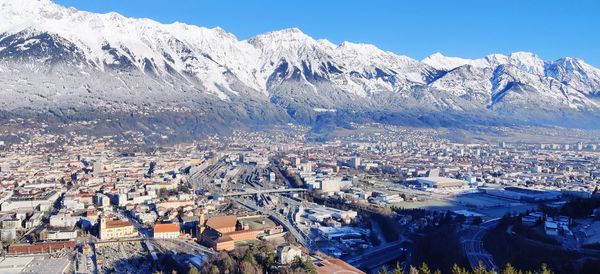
top-left (462, 218), bottom-right (500, 272)
top-left (345, 239), bottom-right (406, 270)
top-left (232, 197), bottom-right (311, 248)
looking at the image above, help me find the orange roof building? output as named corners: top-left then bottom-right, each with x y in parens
top-left (200, 215), bottom-right (266, 251)
top-left (153, 223), bottom-right (181, 239)
top-left (205, 215), bottom-right (237, 234)
top-left (316, 259), bottom-right (365, 274)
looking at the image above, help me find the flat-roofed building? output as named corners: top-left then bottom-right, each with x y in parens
top-left (406, 176), bottom-right (468, 190)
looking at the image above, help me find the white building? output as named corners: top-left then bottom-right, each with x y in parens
top-left (49, 213), bottom-right (80, 228)
top-left (277, 244), bottom-right (302, 265)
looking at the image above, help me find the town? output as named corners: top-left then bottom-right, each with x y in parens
top-left (0, 123), bottom-right (599, 274)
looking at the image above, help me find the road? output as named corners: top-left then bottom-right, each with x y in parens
top-left (232, 197), bottom-right (311, 248)
top-left (345, 239), bottom-right (406, 270)
top-left (165, 238), bottom-right (215, 255)
top-left (462, 218), bottom-right (500, 271)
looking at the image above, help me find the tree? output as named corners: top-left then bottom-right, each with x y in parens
top-left (301, 257), bottom-right (317, 274)
top-left (539, 263), bottom-right (552, 274)
top-left (392, 262), bottom-right (404, 274)
top-left (418, 262), bottom-right (431, 274)
top-left (451, 264), bottom-right (470, 274)
top-left (239, 261), bottom-right (258, 274)
top-left (265, 252), bottom-right (276, 269)
top-left (188, 267), bottom-right (200, 274)
top-left (209, 266), bottom-right (220, 274)
top-left (501, 263), bottom-right (517, 274)
top-left (472, 261), bottom-right (493, 274)
top-left (379, 267), bottom-right (389, 274)
top-left (217, 253), bottom-right (235, 273)
top-left (242, 248), bottom-right (257, 264)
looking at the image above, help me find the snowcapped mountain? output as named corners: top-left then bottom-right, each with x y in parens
top-left (1, 0), bottom-right (600, 137)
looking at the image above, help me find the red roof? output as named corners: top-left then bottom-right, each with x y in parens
top-left (316, 259), bottom-right (365, 274)
top-left (153, 223), bottom-right (180, 233)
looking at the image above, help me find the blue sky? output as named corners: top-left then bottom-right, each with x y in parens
top-left (54, 0), bottom-right (600, 66)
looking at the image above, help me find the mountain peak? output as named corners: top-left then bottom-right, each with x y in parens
top-left (0, 0), bottom-right (64, 15)
top-left (508, 51), bottom-right (546, 74)
top-left (422, 52), bottom-right (475, 71)
top-left (254, 27), bottom-right (309, 38)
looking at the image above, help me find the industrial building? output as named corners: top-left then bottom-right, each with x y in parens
top-left (407, 176), bottom-right (468, 190)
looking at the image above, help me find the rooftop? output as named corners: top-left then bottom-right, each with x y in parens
top-left (205, 215), bottom-right (237, 230)
top-left (316, 258), bottom-right (365, 274)
top-left (105, 218), bottom-right (133, 229)
top-left (153, 223), bottom-right (180, 233)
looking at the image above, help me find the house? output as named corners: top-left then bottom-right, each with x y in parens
top-left (277, 244), bottom-right (302, 265)
top-left (153, 223), bottom-right (180, 239)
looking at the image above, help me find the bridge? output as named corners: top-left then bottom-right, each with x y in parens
top-left (221, 188), bottom-right (307, 197)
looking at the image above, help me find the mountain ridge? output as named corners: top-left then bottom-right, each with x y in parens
top-left (1, 0), bottom-right (600, 139)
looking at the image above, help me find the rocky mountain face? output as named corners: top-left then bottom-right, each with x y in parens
top-left (1, 0), bottom-right (600, 139)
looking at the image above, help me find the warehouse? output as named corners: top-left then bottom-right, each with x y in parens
top-left (406, 176), bottom-right (468, 190)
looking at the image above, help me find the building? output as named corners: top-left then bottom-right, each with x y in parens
top-left (99, 216), bottom-right (137, 240)
top-left (94, 194), bottom-right (111, 207)
top-left (40, 229), bottom-right (78, 241)
top-left (405, 177), bottom-right (467, 190)
top-left (200, 215), bottom-right (265, 251)
top-left (0, 227), bottom-right (16, 242)
top-left (205, 215), bottom-right (237, 234)
top-left (545, 221), bottom-right (559, 236)
top-left (349, 157), bottom-right (361, 169)
top-left (0, 256), bottom-right (71, 274)
top-left (8, 241), bottom-right (77, 255)
top-left (153, 223), bottom-right (180, 239)
top-left (316, 258), bottom-right (365, 274)
top-left (0, 191), bottom-right (60, 212)
top-left (276, 244), bottom-right (302, 265)
top-left (49, 213), bottom-right (80, 228)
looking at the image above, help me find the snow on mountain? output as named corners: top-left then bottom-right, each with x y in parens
top-left (1, 0), bottom-right (600, 131)
top-left (423, 52), bottom-right (546, 73)
top-left (545, 57), bottom-right (600, 95)
top-left (0, 0), bottom-right (262, 99)
top-left (422, 52), bottom-right (483, 71)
